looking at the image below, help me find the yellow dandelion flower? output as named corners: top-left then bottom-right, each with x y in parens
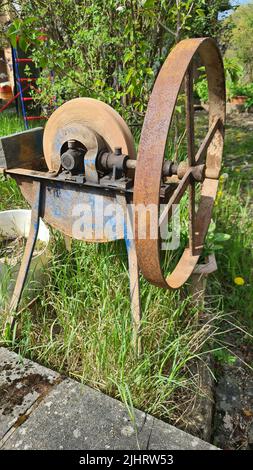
top-left (220, 173), bottom-right (228, 181)
top-left (217, 190), bottom-right (223, 198)
top-left (234, 276), bottom-right (245, 286)
top-left (235, 168), bottom-right (240, 173)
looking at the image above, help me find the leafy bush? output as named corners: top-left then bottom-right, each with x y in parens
top-left (194, 75), bottom-right (209, 103)
top-left (229, 82), bottom-right (248, 98)
top-left (245, 97), bottom-right (253, 110)
top-left (2, 0), bottom-right (233, 124)
top-left (204, 220), bottom-right (230, 256)
top-left (225, 2), bottom-right (253, 81)
top-left (195, 57), bottom-right (245, 104)
top-left (223, 57), bottom-right (243, 83)
top-left (227, 81), bottom-right (253, 110)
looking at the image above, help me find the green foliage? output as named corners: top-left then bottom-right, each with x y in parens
top-left (226, 2), bottom-right (253, 81)
top-left (245, 96), bottom-right (253, 111)
top-left (194, 57), bottom-right (252, 104)
top-left (194, 75), bottom-right (209, 103)
top-left (6, 16), bottom-right (39, 49)
top-left (223, 57), bottom-right (243, 83)
top-left (229, 83), bottom-right (248, 98)
top-left (2, 0), bottom-right (233, 123)
top-left (204, 220), bottom-right (231, 255)
top-left (227, 81), bottom-right (253, 110)
top-left (212, 349), bottom-right (236, 365)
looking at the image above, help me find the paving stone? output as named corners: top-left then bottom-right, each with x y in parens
top-left (0, 347), bottom-right (60, 440)
top-left (3, 378), bottom-right (217, 450)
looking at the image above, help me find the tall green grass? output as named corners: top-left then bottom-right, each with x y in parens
top-left (212, 149), bottom-right (253, 330)
top-left (0, 110), bottom-right (24, 136)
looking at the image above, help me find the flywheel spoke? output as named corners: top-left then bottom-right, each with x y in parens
top-left (195, 118), bottom-right (222, 165)
top-left (159, 169), bottom-right (191, 226)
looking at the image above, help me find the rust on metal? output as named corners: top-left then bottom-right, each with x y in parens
top-left (43, 97), bottom-right (136, 174)
top-left (185, 63), bottom-right (195, 256)
top-left (7, 180), bottom-right (42, 327)
top-left (134, 37), bottom-right (225, 289)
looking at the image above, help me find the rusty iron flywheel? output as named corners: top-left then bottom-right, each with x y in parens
top-left (134, 37), bottom-right (226, 289)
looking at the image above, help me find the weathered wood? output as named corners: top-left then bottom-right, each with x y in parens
top-left (184, 254), bottom-right (217, 441)
top-left (0, 127), bottom-right (44, 170)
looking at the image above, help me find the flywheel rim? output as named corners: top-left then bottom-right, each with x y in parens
top-left (134, 37), bottom-right (226, 289)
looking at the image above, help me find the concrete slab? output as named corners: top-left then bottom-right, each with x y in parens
top-left (2, 378), bottom-right (217, 450)
top-left (0, 347), bottom-right (60, 440)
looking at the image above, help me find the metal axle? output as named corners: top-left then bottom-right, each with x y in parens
top-left (62, 141), bottom-right (206, 182)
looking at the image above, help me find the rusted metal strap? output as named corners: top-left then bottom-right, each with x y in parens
top-left (8, 180), bottom-right (43, 322)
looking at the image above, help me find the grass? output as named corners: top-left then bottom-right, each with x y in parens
top-left (0, 111), bottom-right (25, 136)
top-left (211, 119), bottom-right (253, 331)
top-left (0, 109), bottom-right (252, 429)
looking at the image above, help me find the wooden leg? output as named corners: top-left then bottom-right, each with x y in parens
top-left (189, 254), bottom-right (217, 319)
top-left (124, 201), bottom-right (142, 356)
top-left (116, 193), bottom-right (142, 354)
top-left (64, 235), bottom-right (72, 252)
top-left (125, 237), bottom-right (142, 356)
top-left (6, 181), bottom-right (42, 328)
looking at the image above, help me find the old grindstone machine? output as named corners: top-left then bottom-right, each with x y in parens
top-left (0, 38), bottom-right (225, 346)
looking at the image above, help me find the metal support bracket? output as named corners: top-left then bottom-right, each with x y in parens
top-left (6, 180), bottom-right (43, 328)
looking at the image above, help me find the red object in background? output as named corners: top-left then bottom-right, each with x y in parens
top-left (17, 77), bottom-right (37, 82)
top-left (0, 85), bottom-right (29, 113)
top-left (0, 85), bottom-right (12, 91)
top-left (0, 82), bottom-right (46, 118)
top-left (26, 116), bottom-right (45, 121)
top-left (0, 84), bottom-right (13, 100)
top-left (15, 58), bottom-right (33, 63)
top-left (230, 95), bottom-right (247, 106)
